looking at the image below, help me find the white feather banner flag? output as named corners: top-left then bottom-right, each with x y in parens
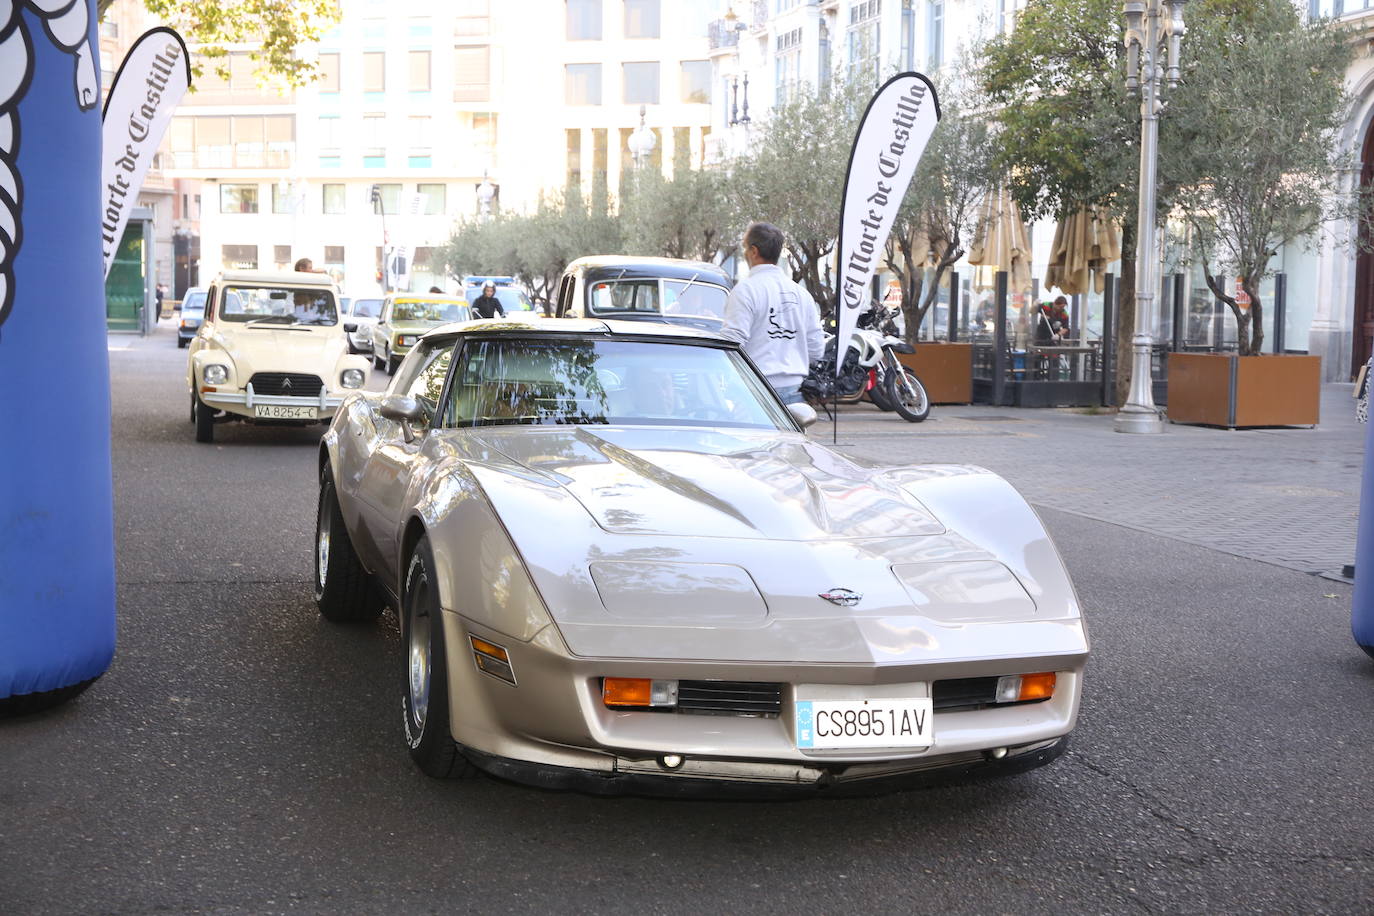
top-left (834, 73), bottom-right (941, 376)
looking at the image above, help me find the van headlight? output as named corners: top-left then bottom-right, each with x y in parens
top-left (340, 368), bottom-right (365, 389)
top-left (203, 364), bottom-right (228, 385)
top-left (398, 334), bottom-right (417, 347)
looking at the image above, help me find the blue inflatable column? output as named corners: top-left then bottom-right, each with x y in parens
top-left (0, 1), bottom-right (116, 712)
top-left (1354, 414), bottom-right (1374, 658)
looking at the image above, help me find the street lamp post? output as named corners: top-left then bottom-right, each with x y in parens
top-left (628, 105), bottom-right (657, 170)
top-left (476, 172), bottom-right (496, 220)
top-left (1114, 0), bottom-right (1185, 435)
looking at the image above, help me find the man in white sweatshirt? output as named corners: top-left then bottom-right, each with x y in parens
top-left (721, 222), bottom-right (825, 404)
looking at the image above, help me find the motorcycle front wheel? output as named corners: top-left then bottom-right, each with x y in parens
top-left (867, 370), bottom-right (895, 411)
top-left (886, 366), bottom-right (930, 422)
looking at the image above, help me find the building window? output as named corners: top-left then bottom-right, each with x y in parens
top-left (418, 183), bottom-right (446, 214)
top-left (100, 20), bottom-right (118, 38)
top-left (776, 28), bottom-right (802, 104)
top-left (567, 0), bottom-right (602, 39)
top-left (453, 46), bottom-right (490, 101)
top-left (220, 184), bottom-right (259, 214)
top-left (409, 116), bottom-right (432, 149)
top-left (271, 183), bottom-right (295, 214)
top-left (470, 112), bottom-right (498, 163)
top-left (181, 115), bottom-right (294, 169)
top-left (624, 0), bottom-right (660, 38)
top-left (680, 60), bottom-right (710, 104)
top-left (318, 115), bottom-right (340, 149)
top-left (363, 115), bottom-right (387, 153)
top-left (374, 183), bottom-right (401, 215)
top-left (323, 183), bottom-right (346, 214)
top-left (319, 53), bottom-right (340, 91)
top-left (409, 51), bottom-right (431, 91)
top-left (565, 63), bottom-right (602, 105)
top-left (274, 245), bottom-right (292, 269)
top-left (363, 52), bottom-right (385, 92)
top-left (848, 0), bottom-right (881, 77)
top-left (222, 244), bottom-right (258, 270)
top-left (567, 128), bottom-right (583, 188)
top-left (623, 61), bottom-right (659, 104)
top-left (926, 0), bottom-right (943, 69)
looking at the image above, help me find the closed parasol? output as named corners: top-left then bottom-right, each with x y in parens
top-left (1045, 207), bottom-right (1121, 295)
top-left (968, 184), bottom-right (1033, 294)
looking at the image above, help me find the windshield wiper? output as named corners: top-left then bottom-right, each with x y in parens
top-left (244, 316), bottom-right (298, 327)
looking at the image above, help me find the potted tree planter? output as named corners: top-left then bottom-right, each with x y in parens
top-left (897, 343), bottom-right (973, 404)
top-left (1167, 352), bottom-right (1321, 428)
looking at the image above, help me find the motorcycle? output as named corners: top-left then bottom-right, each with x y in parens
top-left (801, 306), bottom-right (931, 423)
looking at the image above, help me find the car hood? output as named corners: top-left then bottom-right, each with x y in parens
top-left (435, 426), bottom-right (1084, 664)
top-left (470, 426), bottom-right (944, 541)
top-left (387, 319), bottom-right (445, 333)
top-left (213, 326), bottom-right (346, 373)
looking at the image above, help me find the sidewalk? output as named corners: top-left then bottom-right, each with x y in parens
top-left (815, 385), bottom-right (1365, 579)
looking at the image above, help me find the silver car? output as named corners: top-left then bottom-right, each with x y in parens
top-left (314, 317), bottom-right (1088, 796)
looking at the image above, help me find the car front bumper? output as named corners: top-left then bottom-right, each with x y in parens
top-left (443, 611), bottom-right (1085, 797)
top-left (200, 384), bottom-right (348, 421)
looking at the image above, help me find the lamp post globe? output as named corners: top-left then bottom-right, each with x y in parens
top-left (628, 105), bottom-right (656, 170)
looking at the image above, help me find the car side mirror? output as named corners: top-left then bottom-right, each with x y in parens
top-left (343, 322), bottom-right (357, 333)
top-left (380, 395), bottom-right (425, 443)
top-left (787, 402), bottom-right (818, 430)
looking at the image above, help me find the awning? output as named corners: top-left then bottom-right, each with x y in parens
top-left (967, 184), bottom-right (1033, 294)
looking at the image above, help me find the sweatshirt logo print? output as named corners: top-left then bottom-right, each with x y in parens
top-left (766, 292), bottom-right (799, 340)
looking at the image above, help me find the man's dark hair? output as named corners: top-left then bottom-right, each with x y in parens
top-left (744, 222), bottom-right (784, 264)
top-left (293, 257), bottom-right (312, 272)
top-left (429, 286), bottom-right (442, 293)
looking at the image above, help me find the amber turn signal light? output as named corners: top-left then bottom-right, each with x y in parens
top-left (995, 672), bottom-right (1057, 704)
top-left (602, 677), bottom-right (679, 708)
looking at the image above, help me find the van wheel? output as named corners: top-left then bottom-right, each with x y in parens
top-left (194, 394), bottom-right (215, 442)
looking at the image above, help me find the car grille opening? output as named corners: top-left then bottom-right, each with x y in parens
top-left (249, 372), bottom-right (324, 398)
top-left (932, 677), bottom-right (999, 711)
top-left (676, 680), bottom-right (782, 718)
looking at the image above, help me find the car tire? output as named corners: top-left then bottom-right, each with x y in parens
top-left (177, 337), bottom-right (187, 349)
top-left (886, 367), bottom-right (931, 423)
top-left (314, 474), bottom-right (384, 623)
top-left (387, 354), bottom-right (400, 376)
top-left (373, 349), bottom-right (385, 372)
top-left (194, 394), bottom-right (215, 443)
top-left (402, 536), bottom-right (478, 779)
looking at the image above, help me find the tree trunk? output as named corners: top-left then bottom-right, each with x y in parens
top-left (1241, 275), bottom-right (1264, 356)
top-left (1114, 255), bottom-right (1136, 408)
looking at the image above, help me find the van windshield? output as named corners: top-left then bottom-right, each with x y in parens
top-left (220, 286), bottom-right (338, 326)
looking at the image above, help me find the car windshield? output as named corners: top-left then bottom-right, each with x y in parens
top-left (587, 279), bottom-right (728, 321)
top-left (466, 287), bottom-right (535, 311)
top-left (219, 285), bottom-right (338, 326)
top-left (351, 298), bottom-right (383, 319)
top-left (393, 299), bottom-right (469, 323)
top-left (447, 337), bottom-right (789, 429)
top-left (181, 291), bottom-right (206, 315)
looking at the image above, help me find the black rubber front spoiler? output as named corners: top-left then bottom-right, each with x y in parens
top-left (459, 737), bottom-right (1068, 800)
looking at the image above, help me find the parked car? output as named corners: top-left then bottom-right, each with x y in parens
top-left (371, 293), bottom-right (472, 375)
top-left (176, 287), bottom-right (207, 348)
top-left (345, 295), bottom-right (384, 354)
top-left (555, 256), bottom-right (732, 332)
top-left (186, 270), bottom-right (371, 443)
top-left (314, 316), bottom-right (1088, 796)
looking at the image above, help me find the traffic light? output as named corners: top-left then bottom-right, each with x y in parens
top-left (369, 184), bottom-right (380, 208)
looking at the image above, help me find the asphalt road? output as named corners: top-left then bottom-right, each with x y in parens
top-left (2, 333), bottom-right (1373, 914)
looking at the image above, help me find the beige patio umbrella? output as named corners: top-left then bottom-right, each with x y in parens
top-left (967, 184), bottom-right (1033, 294)
top-left (1045, 207), bottom-right (1122, 295)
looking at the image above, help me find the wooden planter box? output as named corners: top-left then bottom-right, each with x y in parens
top-left (897, 342), bottom-right (973, 405)
top-left (1166, 352), bottom-right (1321, 428)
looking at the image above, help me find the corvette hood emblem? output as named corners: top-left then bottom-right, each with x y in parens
top-left (819, 588), bottom-right (862, 607)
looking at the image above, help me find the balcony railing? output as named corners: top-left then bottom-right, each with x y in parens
top-left (708, 19), bottom-right (741, 50)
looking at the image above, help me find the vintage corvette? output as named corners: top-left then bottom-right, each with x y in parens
top-left (315, 316), bottom-right (1088, 795)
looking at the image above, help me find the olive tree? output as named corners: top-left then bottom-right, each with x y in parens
top-left (620, 166), bottom-right (735, 263)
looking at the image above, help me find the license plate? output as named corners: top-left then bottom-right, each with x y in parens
top-left (795, 698), bottom-right (933, 749)
top-left (253, 404), bottom-right (317, 419)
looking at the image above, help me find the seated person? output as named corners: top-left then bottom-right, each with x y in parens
top-left (1035, 297), bottom-right (1070, 345)
top-left (624, 365), bottom-right (680, 417)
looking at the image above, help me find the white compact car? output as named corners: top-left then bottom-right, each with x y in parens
top-left (345, 295), bottom-right (384, 354)
top-left (187, 270), bottom-right (372, 443)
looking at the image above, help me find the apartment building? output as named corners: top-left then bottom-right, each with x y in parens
top-left (159, 0), bottom-right (714, 296)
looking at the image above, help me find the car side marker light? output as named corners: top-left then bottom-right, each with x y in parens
top-left (602, 678), bottom-right (678, 709)
top-left (469, 636), bottom-right (516, 685)
top-left (995, 672), bottom-right (1057, 704)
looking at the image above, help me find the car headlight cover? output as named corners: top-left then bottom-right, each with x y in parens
top-left (202, 364), bottom-right (228, 385)
top-left (398, 334), bottom-right (417, 347)
top-left (340, 368), bottom-right (365, 389)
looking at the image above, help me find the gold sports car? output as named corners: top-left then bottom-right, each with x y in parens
top-left (314, 316), bottom-right (1089, 796)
